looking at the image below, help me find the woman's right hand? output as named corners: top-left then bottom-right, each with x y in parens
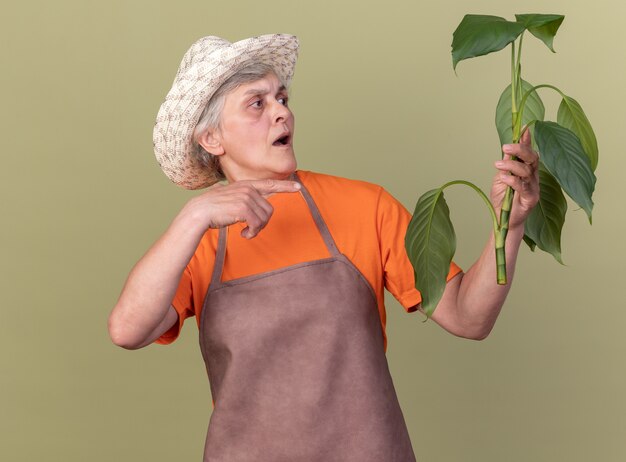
top-left (182, 178), bottom-right (301, 239)
top-left (108, 178), bottom-right (301, 349)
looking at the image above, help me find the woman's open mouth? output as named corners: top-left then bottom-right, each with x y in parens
top-left (272, 134), bottom-right (291, 147)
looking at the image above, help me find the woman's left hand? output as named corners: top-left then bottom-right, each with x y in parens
top-left (490, 128), bottom-right (541, 230)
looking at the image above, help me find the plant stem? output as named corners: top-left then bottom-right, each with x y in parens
top-left (441, 180), bottom-right (500, 231)
top-left (440, 179), bottom-right (508, 283)
top-left (518, 84), bottom-right (565, 118)
top-left (516, 33), bottom-right (524, 106)
top-left (510, 42), bottom-right (517, 116)
top-left (496, 210), bottom-right (511, 281)
top-left (497, 38), bottom-right (526, 285)
top-left (495, 227), bottom-right (507, 284)
top-left (510, 42), bottom-right (517, 137)
top-left (440, 180), bottom-right (507, 281)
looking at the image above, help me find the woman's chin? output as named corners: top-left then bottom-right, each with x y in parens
top-left (273, 153), bottom-right (297, 177)
top-left (224, 159), bottom-right (297, 183)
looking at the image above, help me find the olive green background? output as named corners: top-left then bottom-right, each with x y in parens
top-left (1, 0), bottom-right (623, 460)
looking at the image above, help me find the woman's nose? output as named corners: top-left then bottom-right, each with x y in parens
top-left (273, 100), bottom-right (291, 122)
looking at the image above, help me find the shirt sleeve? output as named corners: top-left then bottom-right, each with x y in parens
top-left (377, 187), bottom-right (463, 313)
top-left (153, 266), bottom-right (195, 345)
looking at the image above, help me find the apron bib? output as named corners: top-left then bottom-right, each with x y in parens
top-left (199, 172), bottom-right (416, 461)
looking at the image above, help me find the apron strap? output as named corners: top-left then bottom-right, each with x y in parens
top-left (211, 226), bottom-right (228, 288)
top-left (211, 171), bottom-right (340, 288)
top-left (292, 171), bottom-right (340, 257)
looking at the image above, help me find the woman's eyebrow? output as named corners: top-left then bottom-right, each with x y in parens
top-left (242, 85), bottom-right (287, 97)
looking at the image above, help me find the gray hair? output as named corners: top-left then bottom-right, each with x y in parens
top-left (191, 61), bottom-right (287, 180)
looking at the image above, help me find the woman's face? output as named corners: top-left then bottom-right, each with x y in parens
top-left (210, 72), bottom-right (296, 182)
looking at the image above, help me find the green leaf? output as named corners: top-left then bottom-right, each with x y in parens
top-left (495, 79), bottom-right (545, 148)
top-left (523, 234), bottom-right (537, 252)
top-left (515, 14), bottom-right (565, 52)
top-left (405, 188), bottom-right (456, 318)
top-left (557, 95), bottom-right (599, 171)
top-left (523, 165), bottom-right (567, 264)
top-left (534, 121), bottom-right (596, 223)
top-left (452, 15), bottom-right (525, 70)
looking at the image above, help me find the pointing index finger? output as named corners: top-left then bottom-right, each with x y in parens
top-left (249, 178), bottom-right (301, 197)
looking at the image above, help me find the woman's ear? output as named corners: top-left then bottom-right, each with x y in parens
top-left (197, 129), bottom-right (225, 156)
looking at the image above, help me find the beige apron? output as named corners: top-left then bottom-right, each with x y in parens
top-left (199, 172), bottom-right (416, 461)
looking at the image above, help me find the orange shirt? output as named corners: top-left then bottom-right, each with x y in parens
top-left (156, 170), bottom-right (463, 351)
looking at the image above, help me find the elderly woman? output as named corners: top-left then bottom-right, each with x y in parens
top-left (108, 34), bottom-right (539, 461)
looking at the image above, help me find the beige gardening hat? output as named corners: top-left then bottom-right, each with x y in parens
top-left (153, 34), bottom-right (299, 190)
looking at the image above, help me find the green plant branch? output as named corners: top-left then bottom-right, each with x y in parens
top-left (513, 84), bottom-right (564, 143)
top-left (442, 13), bottom-right (595, 289)
top-left (518, 84), bottom-right (565, 123)
top-left (511, 43), bottom-right (517, 115)
top-left (516, 33), bottom-right (524, 105)
top-left (441, 180), bottom-right (499, 231)
top-left (497, 37), bottom-right (530, 285)
top-left (439, 179), bottom-right (509, 283)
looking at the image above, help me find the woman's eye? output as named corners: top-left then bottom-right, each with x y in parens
top-left (278, 96), bottom-right (289, 106)
top-left (251, 100), bottom-right (262, 108)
